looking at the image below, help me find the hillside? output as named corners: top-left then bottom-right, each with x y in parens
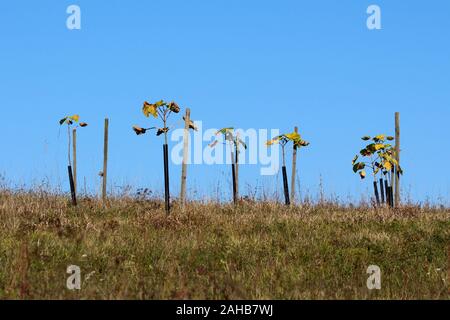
top-left (0, 191), bottom-right (449, 299)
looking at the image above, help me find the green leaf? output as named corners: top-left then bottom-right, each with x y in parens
top-left (360, 148), bottom-right (372, 157)
top-left (216, 127), bottom-right (234, 135)
top-left (353, 162), bottom-right (365, 173)
top-left (155, 100), bottom-right (165, 107)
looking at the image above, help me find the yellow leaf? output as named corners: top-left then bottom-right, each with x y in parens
top-left (70, 115), bottom-right (80, 122)
top-left (266, 136), bottom-right (281, 146)
top-left (383, 161), bottom-right (392, 171)
top-left (359, 170), bottom-right (366, 179)
top-left (142, 101), bottom-right (158, 118)
top-left (285, 132), bottom-right (300, 141)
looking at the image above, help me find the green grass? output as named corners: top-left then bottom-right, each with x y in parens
top-left (0, 191), bottom-right (449, 299)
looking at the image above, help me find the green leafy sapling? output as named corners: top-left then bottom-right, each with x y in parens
top-left (352, 134), bottom-right (402, 207)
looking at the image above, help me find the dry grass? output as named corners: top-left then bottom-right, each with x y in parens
top-left (0, 190), bottom-right (449, 300)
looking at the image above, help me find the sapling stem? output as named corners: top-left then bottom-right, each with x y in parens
top-left (67, 125), bottom-right (71, 166)
top-left (60, 115), bottom-right (87, 206)
top-left (290, 126), bottom-right (298, 203)
top-left (73, 129), bottom-right (77, 193)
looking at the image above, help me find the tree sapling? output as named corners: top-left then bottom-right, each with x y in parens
top-left (266, 132), bottom-right (309, 206)
top-left (59, 115), bottom-right (88, 206)
top-left (133, 100), bottom-right (181, 214)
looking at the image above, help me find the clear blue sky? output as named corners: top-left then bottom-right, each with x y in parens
top-left (0, 0), bottom-right (449, 203)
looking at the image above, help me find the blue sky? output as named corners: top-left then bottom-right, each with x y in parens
top-left (0, 0), bottom-right (449, 203)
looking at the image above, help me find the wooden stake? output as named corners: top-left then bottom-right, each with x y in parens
top-left (102, 118), bottom-right (109, 202)
top-left (394, 112), bottom-right (400, 207)
top-left (72, 129), bottom-right (77, 193)
top-left (290, 126), bottom-right (298, 203)
top-left (180, 109), bottom-right (190, 209)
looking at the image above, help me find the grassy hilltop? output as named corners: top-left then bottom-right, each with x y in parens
top-left (0, 191), bottom-right (449, 299)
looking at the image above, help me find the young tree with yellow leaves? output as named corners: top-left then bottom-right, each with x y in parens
top-left (352, 135), bottom-right (402, 207)
top-left (267, 132), bottom-right (309, 206)
top-left (133, 100), bottom-right (181, 214)
top-left (59, 115), bottom-right (88, 206)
